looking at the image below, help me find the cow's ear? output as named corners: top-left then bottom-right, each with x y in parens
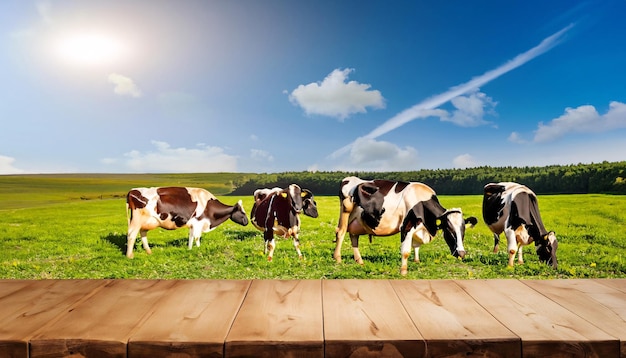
top-left (544, 231), bottom-right (557, 242)
top-left (359, 182), bottom-right (378, 197)
top-left (465, 217), bottom-right (478, 228)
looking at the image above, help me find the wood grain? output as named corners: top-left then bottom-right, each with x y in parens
top-left (0, 280), bottom-right (107, 358)
top-left (225, 280), bottom-right (323, 358)
top-left (322, 279), bottom-right (425, 357)
top-left (0, 279), bottom-right (624, 357)
top-left (128, 280), bottom-right (250, 358)
top-left (392, 280), bottom-right (520, 357)
top-left (524, 279), bottom-right (626, 357)
top-left (457, 279), bottom-right (619, 357)
top-left (595, 278), bottom-right (626, 293)
top-left (29, 280), bottom-right (177, 358)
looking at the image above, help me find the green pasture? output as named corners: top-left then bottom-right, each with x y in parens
top-left (0, 175), bottom-right (624, 279)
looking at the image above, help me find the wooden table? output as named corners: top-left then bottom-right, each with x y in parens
top-left (0, 279), bottom-right (624, 357)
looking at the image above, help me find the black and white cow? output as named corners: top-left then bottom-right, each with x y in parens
top-left (250, 184), bottom-right (318, 261)
top-left (482, 182), bottom-right (558, 268)
top-left (335, 176), bottom-right (477, 275)
top-left (126, 187), bottom-right (248, 258)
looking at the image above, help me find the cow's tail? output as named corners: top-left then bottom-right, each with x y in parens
top-left (126, 198), bottom-right (130, 227)
top-left (125, 192), bottom-right (132, 228)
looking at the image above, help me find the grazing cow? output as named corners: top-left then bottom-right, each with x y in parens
top-left (126, 187), bottom-right (248, 258)
top-left (250, 184), bottom-right (318, 261)
top-left (482, 182), bottom-right (558, 268)
top-left (335, 177), bottom-right (477, 275)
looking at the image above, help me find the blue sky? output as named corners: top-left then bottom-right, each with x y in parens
top-left (1, 1), bottom-right (625, 174)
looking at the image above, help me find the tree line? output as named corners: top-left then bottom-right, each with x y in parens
top-left (230, 161), bottom-right (626, 196)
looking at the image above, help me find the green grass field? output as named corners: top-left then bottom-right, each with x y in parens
top-left (1, 175), bottom-right (624, 279)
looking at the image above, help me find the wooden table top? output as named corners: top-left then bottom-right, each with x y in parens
top-left (0, 278), bottom-right (624, 357)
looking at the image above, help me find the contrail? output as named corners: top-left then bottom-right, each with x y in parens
top-left (330, 23), bottom-right (575, 159)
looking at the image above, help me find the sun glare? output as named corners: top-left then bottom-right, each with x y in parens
top-left (53, 32), bottom-right (126, 67)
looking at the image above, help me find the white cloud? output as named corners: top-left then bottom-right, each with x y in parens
top-left (534, 101), bottom-right (626, 142)
top-left (0, 155), bottom-right (26, 174)
top-left (122, 141), bottom-right (237, 172)
top-left (452, 153), bottom-right (478, 168)
top-left (330, 24), bottom-right (574, 158)
top-left (342, 137), bottom-right (419, 171)
top-left (289, 68), bottom-right (385, 120)
top-left (508, 132), bottom-right (527, 144)
top-left (250, 149), bottom-right (274, 162)
top-left (442, 90), bottom-right (497, 127)
top-left (108, 73), bottom-right (142, 98)
top-left (401, 90), bottom-right (496, 127)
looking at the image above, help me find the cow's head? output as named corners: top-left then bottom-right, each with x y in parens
top-left (353, 182), bottom-right (386, 229)
top-left (535, 231), bottom-right (558, 269)
top-left (302, 189), bottom-right (319, 218)
top-left (231, 200), bottom-right (249, 226)
top-left (281, 184), bottom-right (304, 212)
top-left (438, 209), bottom-right (478, 259)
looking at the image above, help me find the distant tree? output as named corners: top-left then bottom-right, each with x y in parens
top-left (227, 161), bottom-right (626, 196)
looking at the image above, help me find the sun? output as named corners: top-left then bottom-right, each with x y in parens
top-left (53, 31), bottom-right (127, 67)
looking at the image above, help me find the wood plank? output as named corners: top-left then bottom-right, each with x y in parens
top-left (0, 280), bottom-right (107, 358)
top-left (0, 280), bottom-right (47, 322)
top-left (392, 280), bottom-right (520, 357)
top-left (595, 278), bottom-right (626, 293)
top-left (322, 279), bottom-right (424, 357)
top-left (524, 279), bottom-right (626, 357)
top-left (29, 280), bottom-right (177, 358)
top-left (225, 280), bottom-right (323, 358)
top-left (457, 279), bottom-right (619, 357)
top-left (129, 280), bottom-right (250, 357)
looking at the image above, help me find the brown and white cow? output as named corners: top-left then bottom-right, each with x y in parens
top-left (335, 176), bottom-right (477, 275)
top-left (250, 184), bottom-right (318, 261)
top-left (125, 187), bottom-right (248, 258)
top-left (482, 182), bottom-right (558, 268)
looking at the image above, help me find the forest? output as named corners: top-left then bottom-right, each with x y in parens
top-left (230, 161), bottom-right (626, 196)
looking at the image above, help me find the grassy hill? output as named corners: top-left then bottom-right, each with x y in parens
top-left (0, 173), bottom-right (253, 209)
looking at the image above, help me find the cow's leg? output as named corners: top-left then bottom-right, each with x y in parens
top-left (126, 225), bottom-right (140, 259)
top-left (350, 233), bottom-right (364, 265)
top-left (513, 226), bottom-right (530, 265)
top-left (334, 212), bottom-right (351, 263)
top-left (334, 197), bottom-right (354, 263)
top-left (493, 233), bottom-right (500, 253)
top-left (290, 226), bottom-right (303, 259)
top-left (292, 236), bottom-right (303, 259)
top-left (504, 227), bottom-right (519, 267)
top-left (267, 238), bottom-right (276, 261)
top-left (264, 230), bottom-right (275, 261)
top-left (333, 231), bottom-right (345, 263)
top-left (140, 230), bottom-right (151, 255)
top-left (187, 226), bottom-right (202, 249)
top-left (188, 232), bottom-right (194, 250)
top-left (400, 233), bottom-right (413, 276)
